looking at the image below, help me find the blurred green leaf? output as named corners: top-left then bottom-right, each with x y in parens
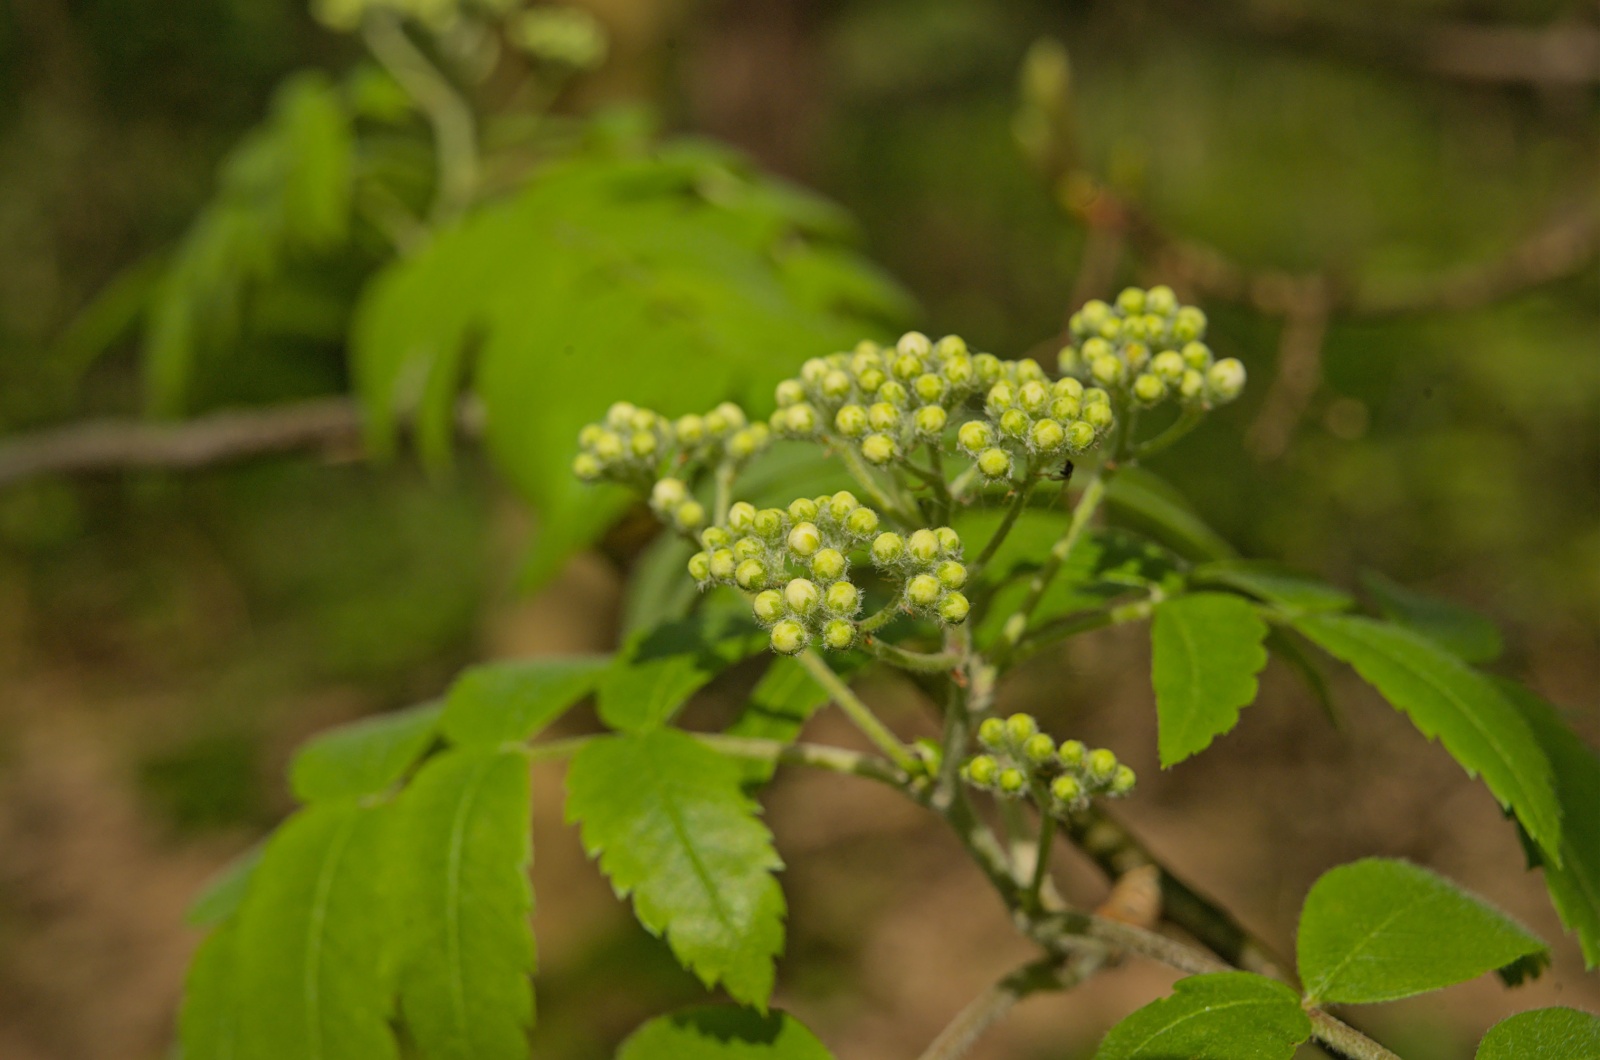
top-left (1192, 559), bottom-right (1354, 614)
top-left (289, 701), bottom-right (441, 803)
top-left (187, 844), bottom-right (264, 927)
top-left (1105, 467), bottom-right (1235, 562)
top-left (598, 602), bottom-right (765, 732)
top-left (1361, 569), bottom-right (1504, 664)
top-left (724, 657), bottom-right (837, 786)
top-left (1151, 593), bottom-right (1269, 767)
top-left (180, 922), bottom-right (245, 1060)
top-left (440, 656), bottom-right (609, 747)
top-left (618, 1007), bottom-right (833, 1060)
top-left (1093, 972), bottom-right (1309, 1059)
top-left (1477, 1007), bottom-right (1600, 1060)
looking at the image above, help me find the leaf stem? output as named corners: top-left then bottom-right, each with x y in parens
top-left (1130, 407), bottom-right (1205, 462)
top-left (967, 474), bottom-right (1038, 578)
top-left (712, 462), bottom-right (737, 525)
top-left (862, 637), bottom-right (963, 674)
top-left (525, 732), bottom-right (901, 785)
top-left (836, 443), bottom-right (921, 526)
top-left (797, 648), bottom-right (920, 775)
top-left (1025, 795), bottom-right (1056, 913)
top-left (1306, 1009), bottom-right (1405, 1060)
top-left (915, 954), bottom-right (1090, 1060)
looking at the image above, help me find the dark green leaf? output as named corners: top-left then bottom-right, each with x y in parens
top-left (1105, 467), bottom-right (1235, 562)
top-left (1192, 560), bottom-right (1354, 614)
top-left (180, 922), bottom-right (244, 1060)
top-left (289, 702), bottom-right (442, 803)
top-left (395, 748), bottom-right (535, 1060)
top-left (598, 604), bottom-right (765, 732)
top-left (724, 657), bottom-right (833, 785)
top-left (1093, 972), bottom-right (1310, 1059)
top-left (440, 656), bottom-right (609, 747)
top-left (1151, 593), bottom-right (1270, 767)
top-left (1477, 1007), bottom-right (1600, 1060)
top-left (566, 729), bottom-right (785, 1007)
top-left (1297, 858), bottom-right (1548, 1005)
top-left (1361, 570), bottom-right (1503, 663)
top-left (187, 844), bottom-right (264, 927)
top-left (1293, 614), bottom-right (1561, 858)
top-left (618, 1006), bottom-right (833, 1060)
top-left (232, 803), bottom-right (399, 1060)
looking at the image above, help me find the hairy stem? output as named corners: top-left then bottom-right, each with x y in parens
top-left (862, 637), bottom-right (963, 674)
top-left (989, 470), bottom-right (1109, 666)
top-left (967, 475), bottom-right (1037, 578)
top-left (797, 648), bottom-right (919, 774)
top-left (1131, 407), bottom-right (1205, 462)
top-left (1307, 1009), bottom-right (1405, 1060)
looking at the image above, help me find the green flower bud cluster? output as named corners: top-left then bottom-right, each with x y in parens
top-left (1058, 286), bottom-right (1246, 410)
top-left (960, 713), bottom-right (1136, 812)
top-left (958, 370), bottom-right (1112, 483)
top-left (867, 525), bottom-right (970, 625)
top-left (769, 332), bottom-right (983, 467)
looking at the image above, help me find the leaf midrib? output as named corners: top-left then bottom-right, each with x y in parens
top-left (1122, 993), bottom-right (1291, 1055)
top-left (305, 810), bottom-right (363, 1060)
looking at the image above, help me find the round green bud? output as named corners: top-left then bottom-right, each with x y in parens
top-left (1090, 355), bottom-right (1124, 387)
top-left (1122, 315), bottom-right (1150, 342)
top-left (977, 717), bottom-right (1006, 749)
top-left (752, 589), bottom-right (785, 624)
top-left (708, 548), bottom-right (736, 580)
top-left (1048, 396), bottom-right (1081, 422)
top-left (943, 355), bottom-right (975, 387)
top-left (775, 379), bottom-right (805, 407)
top-left (799, 358), bottom-right (829, 385)
top-left (712, 402), bottom-right (747, 433)
top-left (1173, 306), bottom-right (1207, 343)
top-left (1057, 739), bottom-right (1087, 768)
top-left (1018, 380), bottom-right (1049, 413)
top-left (732, 536), bottom-right (765, 561)
top-left (845, 506), bottom-right (880, 537)
top-left (1015, 358), bottom-right (1045, 383)
top-left (997, 767), bottom-right (1027, 796)
top-left (861, 433), bottom-right (898, 465)
top-left (934, 334), bottom-right (968, 358)
top-left (936, 560), bottom-right (967, 589)
top-left (787, 521), bottom-right (822, 557)
top-left (1110, 764), bottom-right (1137, 796)
top-left (727, 427), bottom-right (766, 460)
top-left (877, 380), bottom-right (910, 407)
top-left (907, 529), bottom-right (941, 564)
top-left (784, 578), bottom-right (821, 614)
top-left (787, 497), bottom-right (819, 523)
top-left (1145, 285), bottom-right (1177, 316)
top-left (897, 330), bottom-right (932, 357)
top-left (821, 369), bottom-right (853, 399)
top-left (937, 591), bottom-right (970, 625)
top-left (914, 372), bottom-right (947, 403)
top-left (572, 452), bottom-right (603, 480)
top-left (1066, 420), bottom-right (1097, 451)
top-left (1078, 299), bottom-right (1112, 330)
top-left (821, 618), bottom-right (856, 650)
top-left (1181, 341), bottom-right (1213, 369)
top-left (913, 405), bottom-right (948, 436)
top-left (891, 353), bottom-right (923, 381)
top-left (986, 381), bottom-right (1016, 414)
top-left (1097, 316), bottom-right (1124, 341)
top-left (871, 532), bottom-right (905, 564)
top-left (999, 408), bottom-right (1031, 439)
top-left (856, 366), bottom-right (886, 393)
top-left (753, 508), bottom-right (788, 540)
top-left (1084, 386), bottom-right (1111, 406)
top-left (688, 551), bottom-right (712, 581)
top-left (825, 580), bottom-right (860, 614)
top-left (770, 619), bottom-right (809, 655)
top-left (1081, 336), bottom-right (1113, 362)
top-left (605, 401), bottom-right (638, 428)
top-left (1132, 373), bottom-right (1167, 405)
top-left (1141, 313), bottom-right (1170, 344)
top-left (827, 491), bottom-right (860, 520)
top-left (973, 353), bottom-right (1003, 384)
top-left (1179, 368), bottom-right (1206, 402)
top-left (728, 501), bottom-right (757, 533)
top-left (957, 420), bottom-right (994, 453)
top-left (1206, 358), bottom-right (1246, 403)
top-left (1023, 732), bottom-right (1056, 764)
top-left (701, 526), bottom-right (732, 549)
top-left (935, 526), bottom-right (960, 554)
top-left (850, 347), bottom-right (883, 375)
top-left (1050, 774), bottom-right (1084, 806)
top-left (1004, 713), bottom-right (1038, 744)
top-left (578, 423), bottom-right (605, 448)
top-left (867, 402), bottom-right (900, 432)
top-left (965, 753), bottom-right (999, 787)
top-left (673, 500), bottom-right (705, 530)
top-left (783, 403), bottom-right (818, 435)
top-left (1084, 402), bottom-right (1115, 431)
top-left (675, 413), bottom-right (707, 446)
top-left (906, 573), bottom-right (942, 606)
top-left (1123, 341), bottom-right (1151, 372)
top-left (1057, 345), bottom-right (1082, 376)
top-left (1116, 286), bottom-right (1146, 314)
top-left (592, 430), bottom-right (624, 460)
top-left (811, 548), bottom-right (847, 582)
top-left (1054, 378), bottom-right (1085, 400)
top-left (1086, 748), bottom-right (1119, 784)
top-left (630, 431), bottom-right (659, 458)
top-left (735, 558), bottom-right (769, 589)
top-left (977, 447), bottom-right (1013, 479)
top-left (1030, 417), bottom-right (1067, 452)
top-left (1151, 350), bottom-right (1186, 383)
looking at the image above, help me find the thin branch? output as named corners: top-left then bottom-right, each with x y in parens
top-left (989, 470), bottom-right (1108, 667)
top-left (797, 648), bottom-right (920, 775)
top-left (915, 953), bottom-right (1092, 1060)
top-left (1307, 1008), bottom-right (1406, 1060)
top-left (526, 731), bottom-right (902, 786)
top-left (1246, 278), bottom-right (1333, 461)
top-left (861, 637), bottom-right (964, 674)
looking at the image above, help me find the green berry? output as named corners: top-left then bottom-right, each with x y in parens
top-left (1030, 417), bottom-right (1067, 452)
top-left (977, 447), bottom-right (1013, 479)
top-left (1110, 764), bottom-right (1138, 796)
top-left (1086, 748), bottom-right (1119, 784)
top-left (674, 500), bottom-right (705, 530)
top-left (821, 618), bottom-right (856, 650)
top-left (861, 433), bottom-right (898, 465)
top-left (935, 560), bottom-right (967, 589)
top-left (812, 548), bottom-right (847, 581)
top-left (871, 532), bottom-right (905, 564)
top-left (1057, 740), bottom-right (1087, 769)
top-left (1023, 732), bottom-right (1056, 764)
top-left (906, 573), bottom-right (942, 606)
top-left (784, 578), bottom-right (821, 614)
top-left (997, 767), bottom-right (1027, 796)
top-left (845, 506), bottom-right (880, 537)
top-left (937, 591), bottom-right (970, 624)
top-left (825, 580), bottom-right (860, 614)
top-left (752, 589), bottom-right (785, 624)
top-left (1206, 358), bottom-right (1246, 403)
top-left (958, 420), bottom-right (994, 453)
top-left (735, 558), bottom-right (768, 590)
top-left (688, 551), bottom-right (712, 581)
top-left (787, 521), bottom-right (822, 557)
top-left (770, 619), bottom-right (808, 654)
top-left (572, 452), bottom-right (602, 480)
top-left (965, 754), bottom-right (999, 787)
top-left (913, 405), bottom-right (948, 436)
top-left (708, 549), bottom-right (736, 580)
top-left (907, 529), bottom-right (940, 564)
top-left (977, 717), bottom-right (1006, 748)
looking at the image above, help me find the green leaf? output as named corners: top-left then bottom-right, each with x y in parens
top-left (180, 922), bottom-right (244, 1060)
top-left (724, 657), bottom-right (833, 785)
top-left (440, 656), bottom-right (609, 747)
top-left (1293, 614), bottom-right (1561, 858)
top-left (1498, 680), bottom-right (1600, 968)
top-left (618, 1006), bottom-right (833, 1060)
top-left (1361, 570), bottom-right (1504, 663)
top-left (232, 803), bottom-right (399, 1060)
top-left (1297, 857), bottom-right (1548, 1005)
top-left (394, 748), bottom-right (535, 1060)
top-left (1093, 972), bottom-right (1310, 1059)
top-left (1192, 560), bottom-right (1354, 614)
top-left (1477, 1008), bottom-right (1600, 1060)
top-left (1105, 467), bottom-right (1236, 562)
top-left (1263, 627), bottom-right (1340, 727)
top-left (1151, 593), bottom-right (1270, 767)
top-left (565, 729), bottom-right (785, 1007)
top-left (598, 604), bottom-right (766, 732)
top-left (187, 844), bottom-right (265, 927)
top-left (289, 702), bottom-right (442, 803)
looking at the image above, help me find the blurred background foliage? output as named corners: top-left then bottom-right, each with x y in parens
top-left (0, 0), bottom-right (1595, 1057)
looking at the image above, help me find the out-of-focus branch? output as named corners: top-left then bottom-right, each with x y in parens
top-left (1247, 278), bottom-right (1333, 461)
top-left (915, 953), bottom-right (1089, 1060)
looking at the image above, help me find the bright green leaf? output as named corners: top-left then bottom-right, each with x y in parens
top-left (1151, 593), bottom-right (1270, 767)
top-left (1294, 614), bottom-right (1561, 858)
top-left (440, 656), bottom-right (609, 747)
top-left (289, 702), bottom-right (442, 803)
top-left (180, 922), bottom-right (244, 1060)
top-left (1094, 972), bottom-right (1310, 1059)
top-left (394, 748), bottom-right (535, 1060)
top-left (232, 803), bottom-right (399, 1060)
top-left (1192, 560), bottom-right (1354, 614)
top-left (618, 1006), bottom-right (833, 1060)
top-left (1361, 570), bottom-right (1503, 663)
top-left (1297, 858), bottom-right (1548, 1005)
top-left (187, 843), bottom-right (264, 927)
top-left (598, 604), bottom-right (765, 732)
top-left (565, 729), bottom-right (785, 1007)
top-left (1477, 1007), bottom-right (1600, 1060)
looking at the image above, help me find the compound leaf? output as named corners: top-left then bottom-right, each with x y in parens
top-left (394, 747), bottom-right (535, 1060)
top-left (440, 655), bottom-right (609, 747)
top-left (1477, 1008), bottom-right (1600, 1060)
top-left (1151, 593), bottom-right (1270, 767)
top-left (617, 1007), bottom-right (833, 1060)
top-left (289, 702), bottom-right (442, 803)
top-left (566, 729), bottom-right (785, 1008)
top-left (1293, 614), bottom-right (1561, 859)
top-left (1297, 858), bottom-right (1547, 1005)
top-left (1094, 972), bottom-right (1310, 1059)
top-left (1361, 570), bottom-right (1503, 663)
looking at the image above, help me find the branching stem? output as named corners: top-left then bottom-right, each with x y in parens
top-left (797, 648), bottom-right (919, 774)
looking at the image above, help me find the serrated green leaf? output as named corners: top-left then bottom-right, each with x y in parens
top-left (598, 604), bottom-right (765, 732)
top-left (1151, 593), bottom-right (1270, 767)
top-left (1294, 614), bottom-right (1561, 858)
top-left (232, 803), bottom-right (399, 1060)
top-left (566, 729), bottom-right (785, 1007)
top-left (289, 702), bottom-right (442, 803)
top-left (724, 658), bottom-right (833, 785)
top-left (1192, 559), bottom-right (1354, 614)
top-left (440, 656), bottom-right (609, 747)
top-left (180, 922), bottom-right (244, 1060)
top-left (618, 1006), bottom-right (833, 1060)
top-left (1297, 858), bottom-right (1548, 1005)
top-left (1105, 467), bottom-right (1235, 562)
top-left (1498, 680), bottom-right (1600, 968)
top-left (1477, 1007), bottom-right (1600, 1059)
top-left (1094, 972), bottom-right (1310, 1059)
top-left (394, 748), bottom-right (535, 1060)
top-left (1361, 570), bottom-right (1503, 663)
top-left (187, 844), bottom-right (264, 927)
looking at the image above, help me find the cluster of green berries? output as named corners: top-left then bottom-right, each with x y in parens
top-left (958, 368), bottom-right (1112, 483)
top-left (1058, 286), bottom-right (1245, 410)
top-left (960, 713), bottom-right (1136, 814)
top-left (572, 401), bottom-right (771, 528)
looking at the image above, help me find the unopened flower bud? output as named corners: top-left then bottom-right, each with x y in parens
top-left (986, 382), bottom-right (1016, 414)
top-left (866, 534), bottom-right (902, 567)
top-left (783, 403), bottom-right (818, 435)
top-left (845, 506), bottom-right (880, 537)
top-left (753, 508), bottom-right (788, 540)
top-left (1050, 774), bottom-right (1084, 806)
top-left (1179, 368), bottom-right (1206, 402)
top-left (1081, 337), bottom-right (1113, 362)
top-left (1057, 346), bottom-right (1082, 376)
top-left (727, 427), bottom-right (766, 460)
top-left (907, 529), bottom-right (940, 564)
top-left (977, 447), bottom-right (1013, 479)
top-left (1086, 748), bottom-right (1119, 784)
top-left (973, 353), bottom-right (1003, 384)
top-left (1132, 373), bottom-right (1167, 406)
top-left (934, 334), bottom-right (968, 358)
top-left (914, 405), bottom-right (948, 436)
top-left (1016, 358), bottom-right (1045, 383)
top-left (1090, 355), bottom-right (1124, 387)
top-left (1145, 285), bottom-right (1177, 316)
top-left (799, 358), bottom-right (829, 385)
top-left (752, 589), bottom-right (785, 624)
top-left (1116, 286), bottom-right (1146, 314)
top-left (708, 549), bottom-right (736, 580)
top-left (1057, 740), bottom-right (1087, 769)
top-left (1030, 417), bottom-right (1067, 452)
top-left (1151, 350), bottom-right (1186, 383)
top-left (784, 578), bottom-right (821, 614)
top-left (877, 380), bottom-right (909, 407)
top-left (1206, 358), bottom-right (1246, 402)
top-left (821, 618), bottom-right (856, 650)
top-left (935, 527), bottom-right (960, 553)
top-left (825, 580), bottom-right (860, 614)
top-left (775, 379), bottom-right (805, 407)
top-left (827, 491), bottom-right (860, 520)
top-left (732, 536), bottom-right (764, 561)
top-left (1098, 316), bottom-right (1123, 341)
top-left (999, 408), bottom-right (1031, 439)
top-left (701, 526), bottom-right (732, 550)
top-left (906, 573), bottom-right (942, 606)
top-left (673, 500), bottom-right (705, 530)
top-left (1181, 341), bottom-right (1213, 369)
top-left (997, 767), bottom-right (1027, 796)
top-left (787, 521), bottom-right (822, 557)
top-left (728, 501), bottom-right (757, 533)
top-left (892, 353), bottom-right (922, 380)
top-left (1048, 396), bottom-right (1081, 421)
top-left (675, 413), bottom-right (706, 445)
top-left (897, 331), bottom-right (932, 357)
top-left (770, 619), bottom-right (808, 654)
top-left (1004, 713), bottom-right (1038, 744)
top-left (573, 452), bottom-right (603, 480)
top-left (1173, 306), bottom-right (1207, 343)
top-left (1018, 380), bottom-right (1049, 413)
top-left (592, 430), bottom-right (624, 460)
top-left (861, 433), bottom-right (897, 465)
top-left (688, 551), bottom-right (712, 581)
top-left (1023, 732), bottom-right (1056, 764)
top-left (867, 402), bottom-right (899, 432)
top-left (1066, 421), bottom-right (1097, 451)
top-left (1110, 764), bottom-right (1137, 796)
top-left (943, 355), bottom-right (974, 387)
top-left (606, 401), bottom-right (638, 428)
top-left (578, 423), bottom-right (605, 448)
top-left (812, 548), bottom-right (847, 581)
top-left (977, 717), bottom-right (1006, 748)
top-left (735, 559), bottom-right (768, 589)
top-left (965, 754), bottom-right (999, 787)
top-left (851, 346), bottom-right (883, 374)
top-left (1084, 402), bottom-right (1115, 431)
top-left (857, 367), bottom-right (885, 393)
top-left (821, 369), bottom-right (852, 399)
top-left (958, 420), bottom-right (994, 453)
top-left (936, 560), bottom-right (967, 589)
top-left (937, 591), bottom-right (970, 624)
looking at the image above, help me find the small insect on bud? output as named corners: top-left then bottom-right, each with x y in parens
top-left (913, 405), bottom-right (948, 436)
top-left (1116, 286), bottom-right (1146, 314)
top-left (787, 521), bottom-right (822, 557)
top-left (1181, 341), bottom-right (1213, 369)
top-left (986, 381), bottom-right (1016, 414)
top-left (935, 560), bottom-right (967, 590)
top-left (728, 501), bottom-right (757, 533)
top-left (1086, 748), bottom-right (1119, 785)
top-left (1018, 380), bottom-right (1049, 414)
top-left (907, 529), bottom-right (940, 564)
top-left (861, 433), bottom-right (898, 466)
top-left (1065, 421), bottom-right (1097, 451)
top-left (1050, 774), bottom-right (1085, 807)
top-left (811, 548), bottom-right (847, 582)
top-left (770, 619), bottom-right (809, 655)
top-left (592, 430), bottom-right (624, 461)
top-left (753, 508), bottom-right (788, 541)
top-left (1030, 417), bottom-right (1067, 452)
top-left (897, 330), bottom-right (932, 357)
top-left (821, 618), bottom-right (856, 650)
top-left (1109, 764), bottom-right (1138, 797)
top-left (935, 526), bottom-right (960, 554)
top-left (1151, 350), bottom-right (1187, 383)
top-left (735, 559), bottom-right (768, 590)
top-left (1023, 732), bottom-right (1056, 764)
top-left (977, 447), bottom-right (1013, 479)
top-left (999, 408), bottom-right (1031, 440)
top-left (937, 591), bottom-right (970, 624)
top-left (1206, 358), bottom-right (1246, 403)
top-left (687, 551), bottom-right (713, 581)
top-left (784, 578), bottom-right (822, 614)
top-left (1132, 373), bottom-right (1167, 406)
top-left (821, 369), bottom-right (853, 400)
top-left (1173, 306), bottom-right (1207, 344)
top-left (572, 452), bottom-right (603, 480)
top-left (964, 754), bottom-right (1000, 787)
top-left (958, 420), bottom-right (994, 453)
top-left (1057, 740), bottom-right (1087, 769)
top-left (1090, 355), bottom-right (1124, 388)
top-left (651, 478), bottom-right (689, 511)
top-left (845, 506), bottom-right (880, 538)
top-left (1084, 402), bottom-right (1115, 431)
top-left (775, 379), bottom-right (806, 407)
top-left (708, 549), bottom-right (737, 580)
top-left (996, 767), bottom-right (1028, 797)
top-left (673, 500), bottom-right (706, 530)
top-left (914, 373), bottom-right (946, 404)
top-left (977, 717), bottom-right (1007, 749)
top-left (871, 532), bottom-right (905, 564)
top-left (1145, 285), bottom-right (1178, 316)
top-left (783, 403), bottom-right (818, 436)
top-left (1004, 713), bottom-right (1038, 745)
top-left (752, 589), bottom-right (785, 624)
top-left (877, 380), bottom-right (910, 407)
top-left (906, 573), bottom-right (943, 607)
top-left (825, 580), bottom-right (860, 614)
